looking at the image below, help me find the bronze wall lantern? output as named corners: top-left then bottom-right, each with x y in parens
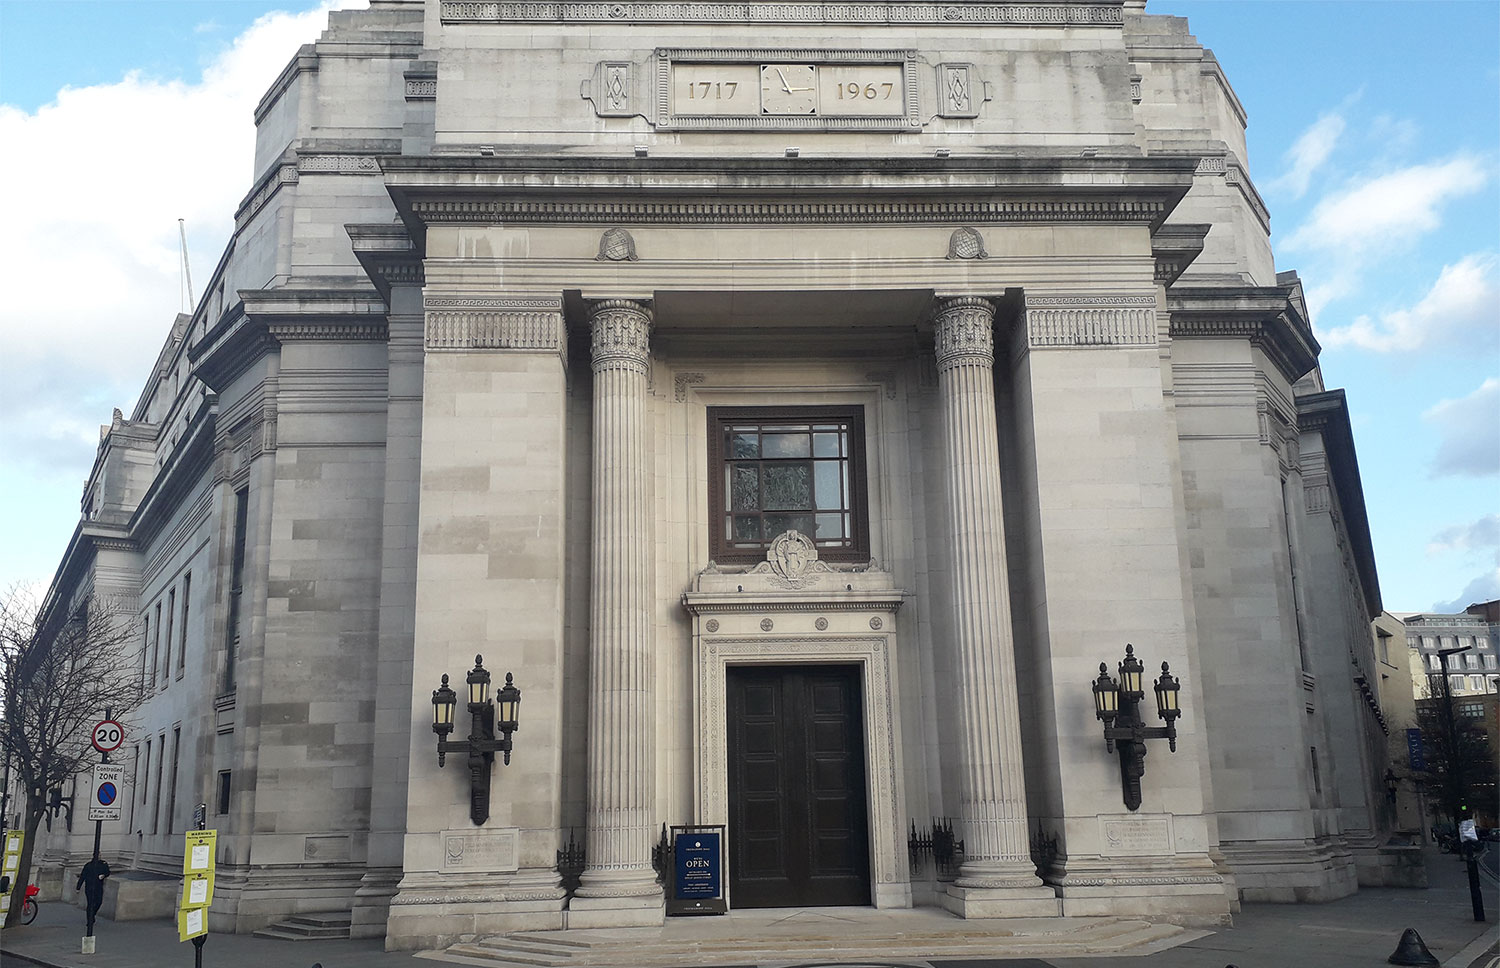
top-left (431, 655), bottom-right (521, 825)
top-left (1092, 644), bottom-right (1182, 811)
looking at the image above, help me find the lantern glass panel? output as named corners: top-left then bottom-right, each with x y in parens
top-left (434, 696), bottom-right (454, 727)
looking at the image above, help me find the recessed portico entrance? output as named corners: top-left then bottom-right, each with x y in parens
top-left (727, 664), bottom-right (870, 907)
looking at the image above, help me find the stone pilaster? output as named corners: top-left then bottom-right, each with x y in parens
top-left (571, 299), bottom-right (665, 926)
top-left (933, 296), bottom-right (1060, 917)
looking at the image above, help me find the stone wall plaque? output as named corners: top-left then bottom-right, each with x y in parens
top-left (1099, 816), bottom-right (1173, 856)
top-left (441, 827), bottom-right (520, 872)
top-left (653, 48), bottom-right (921, 131)
top-left (303, 834), bottom-right (351, 861)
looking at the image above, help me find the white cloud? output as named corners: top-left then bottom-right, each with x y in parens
top-left (1269, 112), bottom-right (1346, 199)
top-left (1282, 156), bottom-right (1489, 255)
top-left (0, 2), bottom-right (361, 469)
top-left (1423, 378), bottom-right (1500, 478)
top-left (0, 2), bottom-right (363, 592)
top-left (1319, 253), bottom-right (1499, 352)
top-left (1429, 514), bottom-right (1500, 556)
top-left (1432, 568), bottom-right (1500, 613)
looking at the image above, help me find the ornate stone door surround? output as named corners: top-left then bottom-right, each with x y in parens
top-left (681, 537), bottom-right (912, 909)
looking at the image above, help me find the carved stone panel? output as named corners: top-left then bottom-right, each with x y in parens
top-left (936, 63), bottom-right (983, 118)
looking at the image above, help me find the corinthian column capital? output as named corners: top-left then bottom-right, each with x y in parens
top-left (933, 296), bottom-right (995, 371)
top-left (589, 299), bottom-right (652, 374)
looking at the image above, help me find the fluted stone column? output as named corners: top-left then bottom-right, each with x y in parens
top-left (933, 296), bottom-right (1059, 917)
top-left (571, 299), bottom-right (665, 926)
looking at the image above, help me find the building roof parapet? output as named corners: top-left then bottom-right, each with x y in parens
top-left (190, 288), bottom-right (389, 393)
top-left (440, 0), bottom-right (1125, 26)
top-left (1297, 388), bottom-right (1381, 619)
top-left (1165, 285), bottom-right (1320, 382)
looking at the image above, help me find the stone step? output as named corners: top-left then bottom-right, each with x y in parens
top-left (251, 911), bottom-right (354, 941)
top-left (431, 918), bottom-right (1192, 966)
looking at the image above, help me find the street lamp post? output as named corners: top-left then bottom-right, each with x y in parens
top-left (1091, 644), bottom-right (1183, 811)
top-left (431, 655), bottom-right (521, 826)
top-left (1436, 646), bottom-right (1486, 922)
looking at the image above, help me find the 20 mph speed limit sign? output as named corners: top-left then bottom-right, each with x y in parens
top-left (91, 720), bottom-right (125, 753)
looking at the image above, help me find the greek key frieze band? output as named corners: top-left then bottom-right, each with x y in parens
top-left (588, 299), bottom-right (653, 374)
top-left (933, 296), bottom-right (995, 372)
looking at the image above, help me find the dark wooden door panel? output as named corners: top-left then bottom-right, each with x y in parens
top-left (727, 665), bottom-right (870, 907)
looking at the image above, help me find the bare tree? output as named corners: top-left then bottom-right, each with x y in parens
top-left (0, 585), bottom-right (143, 927)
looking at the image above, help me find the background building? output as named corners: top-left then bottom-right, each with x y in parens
top-left (23, 0), bottom-right (1402, 951)
top-left (1405, 604), bottom-right (1499, 698)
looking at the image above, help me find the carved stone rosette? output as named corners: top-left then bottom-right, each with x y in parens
top-left (934, 296), bottom-right (995, 372)
top-left (577, 298), bottom-right (660, 904)
top-left (933, 295), bottom-right (1043, 892)
top-left (589, 299), bottom-right (652, 376)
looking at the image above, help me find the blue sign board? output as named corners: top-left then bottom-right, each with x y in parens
top-left (674, 832), bottom-right (721, 900)
top-left (1407, 728), bottom-right (1425, 771)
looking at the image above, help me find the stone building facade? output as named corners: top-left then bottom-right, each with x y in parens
top-left (29, 0), bottom-right (1401, 951)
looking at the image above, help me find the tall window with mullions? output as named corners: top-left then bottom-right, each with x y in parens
top-left (708, 406), bottom-right (868, 564)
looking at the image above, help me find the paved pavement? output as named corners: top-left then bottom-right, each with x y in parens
top-left (1, 846), bottom-right (1495, 968)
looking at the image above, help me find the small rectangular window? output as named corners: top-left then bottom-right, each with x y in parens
top-left (152, 602), bottom-right (163, 687)
top-left (166, 727), bottom-right (181, 834)
top-left (152, 732), bottom-right (166, 834)
top-left (177, 573), bottom-right (191, 675)
top-left (1485, 655), bottom-right (1497, 670)
top-left (1310, 747), bottom-right (1321, 795)
top-left (225, 488), bottom-right (250, 692)
top-left (162, 589), bottom-right (175, 686)
top-left (141, 740), bottom-right (152, 805)
top-left (216, 771), bottom-right (232, 815)
top-left (1466, 654), bottom-right (1479, 670)
top-left (140, 614), bottom-right (151, 689)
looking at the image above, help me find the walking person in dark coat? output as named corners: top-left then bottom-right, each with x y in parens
top-left (76, 857), bottom-right (110, 935)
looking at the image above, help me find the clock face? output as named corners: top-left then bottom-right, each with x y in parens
top-left (760, 64), bottom-right (817, 115)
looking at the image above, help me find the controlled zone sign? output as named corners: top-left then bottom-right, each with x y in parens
top-left (89, 764), bottom-right (126, 821)
top-left (91, 720), bottom-right (125, 754)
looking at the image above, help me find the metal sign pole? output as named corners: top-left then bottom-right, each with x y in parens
top-left (91, 708), bottom-right (111, 866)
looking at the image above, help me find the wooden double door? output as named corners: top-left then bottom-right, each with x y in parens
top-left (726, 664), bottom-right (871, 908)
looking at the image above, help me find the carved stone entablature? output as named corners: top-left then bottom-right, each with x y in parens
top-left (583, 61), bottom-right (635, 117)
top-left (934, 296), bottom-right (995, 371)
top-left (234, 163), bottom-right (298, 229)
top-left (1166, 287), bottom-right (1320, 383)
top-left (748, 531), bottom-right (835, 589)
top-left (407, 195), bottom-right (1171, 226)
top-left (596, 227), bottom-right (639, 261)
top-left (946, 226), bottom-right (988, 260)
top-left (299, 155), bottom-right (382, 175)
top-left (425, 295), bottom-right (567, 355)
top-left (442, 0), bottom-right (1124, 25)
top-left (405, 61), bottom-right (438, 101)
top-left (1151, 222), bottom-right (1209, 288)
top-left (588, 299), bottom-right (652, 374)
top-left (1194, 156), bottom-right (1227, 176)
top-left (1025, 294), bottom-right (1156, 348)
top-left (1304, 480), bottom-right (1331, 515)
top-left (1129, 72), bottom-right (1142, 104)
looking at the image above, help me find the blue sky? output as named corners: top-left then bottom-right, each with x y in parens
top-left (0, 1), bottom-right (1496, 614)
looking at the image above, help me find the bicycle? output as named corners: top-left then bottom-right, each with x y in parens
top-left (19, 883), bottom-right (39, 925)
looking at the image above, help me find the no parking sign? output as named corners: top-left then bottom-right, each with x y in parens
top-left (89, 763), bottom-right (125, 821)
